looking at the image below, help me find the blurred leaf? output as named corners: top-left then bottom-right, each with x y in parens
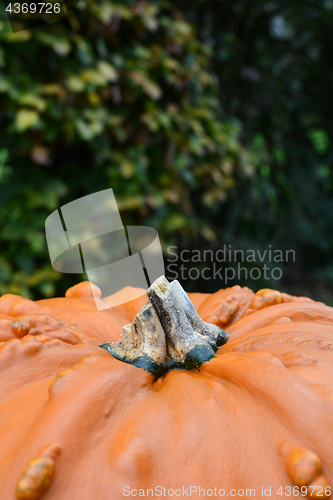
top-left (36, 32), bottom-right (71, 56)
top-left (129, 70), bottom-right (162, 100)
top-left (308, 129), bottom-right (329, 155)
top-left (17, 94), bottom-right (47, 112)
top-left (15, 109), bottom-right (40, 131)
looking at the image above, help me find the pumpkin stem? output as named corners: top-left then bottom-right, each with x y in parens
top-left (100, 276), bottom-right (227, 376)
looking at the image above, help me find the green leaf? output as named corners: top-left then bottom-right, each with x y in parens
top-left (67, 75), bottom-right (86, 92)
top-left (36, 33), bottom-right (71, 56)
top-left (17, 94), bottom-right (47, 112)
top-left (308, 128), bottom-right (329, 155)
top-left (15, 109), bottom-right (40, 132)
top-left (129, 71), bottom-right (162, 100)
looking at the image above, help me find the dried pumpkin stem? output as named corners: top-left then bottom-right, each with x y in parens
top-left (100, 302), bottom-right (166, 375)
top-left (165, 279), bottom-right (227, 347)
top-left (100, 276), bottom-right (227, 376)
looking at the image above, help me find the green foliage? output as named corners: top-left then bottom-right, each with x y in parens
top-left (0, 0), bottom-right (252, 298)
top-left (175, 0), bottom-right (333, 303)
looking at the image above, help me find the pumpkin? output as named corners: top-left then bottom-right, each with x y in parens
top-left (0, 277), bottom-right (333, 500)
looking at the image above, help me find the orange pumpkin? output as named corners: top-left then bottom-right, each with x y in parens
top-left (0, 279), bottom-right (332, 500)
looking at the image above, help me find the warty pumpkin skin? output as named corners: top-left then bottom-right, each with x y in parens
top-left (0, 280), bottom-right (333, 499)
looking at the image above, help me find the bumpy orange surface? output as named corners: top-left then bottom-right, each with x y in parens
top-left (0, 282), bottom-right (332, 499)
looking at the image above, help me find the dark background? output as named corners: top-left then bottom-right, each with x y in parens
top-left (0, 0), bottom-right (332, 303)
